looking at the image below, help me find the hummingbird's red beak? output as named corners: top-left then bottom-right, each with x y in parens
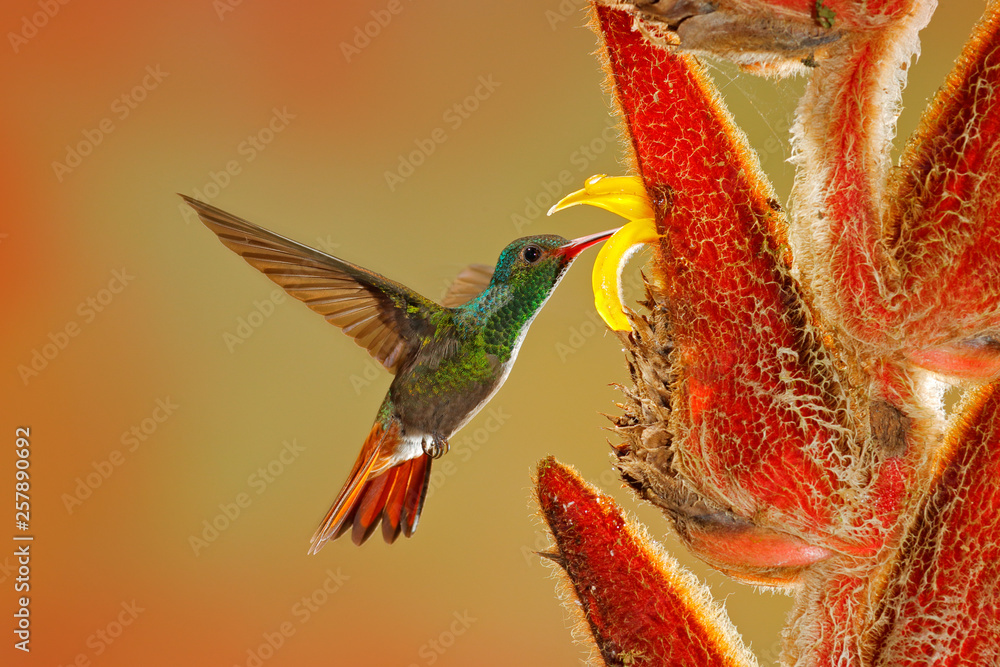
top-left (556, 227), bottom-right (621, 260)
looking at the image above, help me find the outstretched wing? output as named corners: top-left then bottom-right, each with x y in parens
top-left (183, 195), bottom-right (441, 373)
top-left (441, 263), bottom-right (493, 307)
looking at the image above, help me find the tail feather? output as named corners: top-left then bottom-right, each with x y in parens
top-left (351, 472), bottom-right (392, 545)
top-left (308, 421), bottom-right (433, 553)
top-left (381, 464), bottom-right (410, 544)
top-left (401, 456), bottom-right (432, 538)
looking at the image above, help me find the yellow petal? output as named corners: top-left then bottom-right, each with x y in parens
top-left (548, 174), bottom-right (654, 221)
top-left (550, 175), bottom-right (658, 332)
top-left (579, 174), bottom-right (647, 198)
top-left (593, 218), bottom-right (659, 332)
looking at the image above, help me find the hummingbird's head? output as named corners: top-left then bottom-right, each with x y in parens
top-left (491, 229), bottom-right (618, 299)
top-left (469, 229), bottom-right (618, 348)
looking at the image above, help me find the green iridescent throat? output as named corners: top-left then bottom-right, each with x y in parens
top-left (458, 236), bottom-right (569, 362)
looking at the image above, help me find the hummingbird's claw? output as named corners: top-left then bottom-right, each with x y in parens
top-left (549, 175), bottom-right (660, 332)
top-left (422, 434), bottom-right (449, 459)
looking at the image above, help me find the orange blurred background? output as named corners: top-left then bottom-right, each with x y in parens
top-left (0, 1), bottom-right (988, 665)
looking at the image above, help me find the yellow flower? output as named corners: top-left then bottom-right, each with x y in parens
top-left (549, 175), bottom-right (659, 331)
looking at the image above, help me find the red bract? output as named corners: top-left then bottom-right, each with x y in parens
top-left (537, 1), bottom-right (1000, 664)
top-left (536, 458), bottom-right (756, 666)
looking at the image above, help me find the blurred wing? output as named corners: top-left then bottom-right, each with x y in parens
top-left (441, 263), bottom-right (494, 308)
top-left (183, 195), bottom-right (440, 373)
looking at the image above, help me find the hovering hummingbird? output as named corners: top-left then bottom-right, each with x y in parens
top-left (182, 195), bottom-right (616, 552)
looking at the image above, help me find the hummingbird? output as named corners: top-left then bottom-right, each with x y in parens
top-left (181, 195), bottom-right (616, 553)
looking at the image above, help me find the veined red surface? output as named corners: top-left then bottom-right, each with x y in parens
top-left (537, 1), bottom-right (1000, 664)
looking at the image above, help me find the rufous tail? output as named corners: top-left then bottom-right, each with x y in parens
top-left (308, 421), bottom-right (432, 553)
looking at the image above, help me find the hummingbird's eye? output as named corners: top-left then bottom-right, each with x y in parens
top-left (521, 245), bottom-right (542, 264)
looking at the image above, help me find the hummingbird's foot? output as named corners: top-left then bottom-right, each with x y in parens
top-left (422, 434), bottom-right (449, 459)
top-left (548, 174), bottom-right (660, 333)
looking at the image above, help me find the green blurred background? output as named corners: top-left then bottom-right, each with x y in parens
top-left (0, 1), bottom-right (988, 664)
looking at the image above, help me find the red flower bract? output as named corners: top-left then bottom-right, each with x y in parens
top-left (537, 1), bottom-right (1000, 664)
